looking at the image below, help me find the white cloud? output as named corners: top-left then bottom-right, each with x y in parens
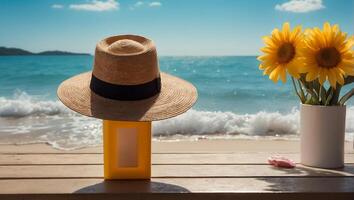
top-left (129, 1), bottom-right (144, 10)
top-left (149, 2), bottom-right (162, 7)
top-left (69, 0), bottom-right (119, 11)
top-left (130, 1), bottom-right (161, 10)
top-left (134, 1), bottom-right (144, 7)
top-left (51, 4), bottom-right (64, 9)
top-left (275, 0), bottom-right (325, 13)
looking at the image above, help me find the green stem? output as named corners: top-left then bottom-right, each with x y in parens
top-left (297, 79), bottom-right (306, 103)
top-left (330, 84), bottom-right (342, 105)
top-left (313, 81), bottom-right (321, 102)
top-left (319, 86), bottom-right (324, 104)
top-left (307, 82), bottom-right (319, 104)
top-left (299, 76), bottom-right (310, 91)
top-left (319, 85), bottom-right (327, 104)
top-left (344, 76), bottom-right (354, 85)
top-left (339, 88), bottom-right (354, 105)
top-left (312, 81), bottom-right (320, 96)
top-left (325, 88), bottom-right (334, 106)
top-left (306, 89), bottom-right (319, 104)
top-left (291, 77), bottom-right (303, 103)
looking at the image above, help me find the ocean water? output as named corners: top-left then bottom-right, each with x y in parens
top-left (0, 55), bottom-right (353, 149)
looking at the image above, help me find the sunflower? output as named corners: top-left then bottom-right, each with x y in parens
top-left (300, 22), bottom-right (354, 88)
top-left (258, 22), bottom-right (304, 83)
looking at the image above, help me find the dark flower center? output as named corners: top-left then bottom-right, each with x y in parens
top-left (277, 43), bottom-right (295, 64)
top-left (316, 47), bottom-right (341, 68)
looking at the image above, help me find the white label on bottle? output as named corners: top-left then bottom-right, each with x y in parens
top-left (117, 128), bottom-right (138, 167)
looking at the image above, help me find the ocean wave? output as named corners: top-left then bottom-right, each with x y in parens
top-left (154, 107), bottom-right (354, 136)
top-left (0, 91), bottom-right (69, 117)
top-left (0, 92), bottom-right (300, 137)
top-left (153, 109), bottom-right (300, 136)
top-left (0, 92), bottom-right (353, 150)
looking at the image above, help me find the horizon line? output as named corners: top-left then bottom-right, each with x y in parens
top-left (0, 46), bottom-right (259, 57)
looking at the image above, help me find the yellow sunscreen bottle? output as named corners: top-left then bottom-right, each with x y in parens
top-left (103, 120), bottom-right (151, 179)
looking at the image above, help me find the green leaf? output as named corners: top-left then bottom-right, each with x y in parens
top-left (313, 81), bottom-right (320, 96)
top-left (297, 80), bottom-right (306, 103)
top-left (306, 89), bottom-right (319, 105)
top-left (325, 88), bottom-right (334, 106)
top-left (291, 77), bottom-right (304, 103)
top-left (339, 88), bottom-right (354, 106)
top-left (319, 86), bottom-right (327, 104)
top-left (344, 76), bottom-right (354, 85)
top-left (330, 85), bottom-right (342, 105)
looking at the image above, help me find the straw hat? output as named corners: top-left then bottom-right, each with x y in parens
top-left (57, 35), bottom-right (197, 121)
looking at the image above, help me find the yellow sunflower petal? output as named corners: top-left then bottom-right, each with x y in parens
top-left (318, 68), bottom-right (327, 85)
top-left (263, 65), bottom-right (277, 75)
top-left (323, 22), bottom-right (332, 45)
top-left (339, 64), bottom-right (354, 76)
top-left (261, 46), bottom-right (277, 54)
top-left (287, 64), bottom-right (300, 79)
top-left (312, 28), bottom-right (327, 48)
top-left (323, 22), bottom-right (331, 32)
top-left (306, 70), bottom-right (319, 82)
top-left (333, 33), bottom-right (347, 49)
top-left (280, 67), bottom-right (287, 83)
top-left (333, 68), bottom-right (345, 85)
top-left (262, 36), bottom-right (277, 47)
top-left (259, 64), bottom-right (266, 70)
top-left (269, 66), bottom-right (281, 83)
top-left (346, 36), bottom-right (354, 49)
top-left (258, 22), bottom-right (304, 83)
top-left (257, 54), bottom-right (274, 62)
top-left (300, 22), bottom-right (353, 88)
top-left (290, 25), bottom-right (302, 42)
top-left (328, 69), bottom-right (337, 88)
top-left (282, 22), bottom-right (291, 42)
top-left (341, 51), bottom-right (353, 59)
top-left (271, 28), bottom-right (282, 45)
top-left (332, 24), bottom-right (339, 33)
top-left (341, 59), bottom-right (354, 68)
top-left (304, 28), bottom-right (312, 37)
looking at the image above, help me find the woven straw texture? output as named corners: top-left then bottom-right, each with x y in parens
top-left (57, 72), bottom-right (197, 121)
top-left (57, 35), bottom-right (197, 121)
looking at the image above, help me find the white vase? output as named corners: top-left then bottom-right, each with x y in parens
top-left (300, 104), bottom-right (346, 169)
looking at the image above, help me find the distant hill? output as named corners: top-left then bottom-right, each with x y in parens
top-left (0, 47), bottom-right (90, 56)
top-left (0, 47), bottom-right (33, 55)
top-left (36, 50), bottom-right (89, 56)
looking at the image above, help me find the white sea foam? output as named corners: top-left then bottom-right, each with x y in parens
top-left (0, 92), bottom-right (353, 149)
top-left (0, 91), bottom-right (69, 117)
top-left (154, 107), bottom-right (354, 136)
top-left (153, 109), bottom-right (300, 136)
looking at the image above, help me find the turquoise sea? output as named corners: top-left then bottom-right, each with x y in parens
top-left (0, 56), bottom-right (353, 149)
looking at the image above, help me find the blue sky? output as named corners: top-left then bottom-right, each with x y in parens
top-left (0, 0), bottom-right (353, 55)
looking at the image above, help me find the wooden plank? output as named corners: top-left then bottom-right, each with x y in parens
top-left (0, 164), bottom-right (353, 178)
top-left (0, 141), bottom-right (353, 154)
top-left (0, 154), bottom-right (102, 165)
top-left (1, 153), bottom-right (354, 165)
top-left (0, 178), bottom-right (353, 195)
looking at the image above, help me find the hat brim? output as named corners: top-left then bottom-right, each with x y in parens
top-left (57, 71), bottom-right (197, 121)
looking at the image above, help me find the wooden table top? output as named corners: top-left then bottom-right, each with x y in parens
top-left (0, 144), bottom-right (353, 200)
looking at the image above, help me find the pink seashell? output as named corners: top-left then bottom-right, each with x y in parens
top-left (268, 155), bottom-right (296, 168)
